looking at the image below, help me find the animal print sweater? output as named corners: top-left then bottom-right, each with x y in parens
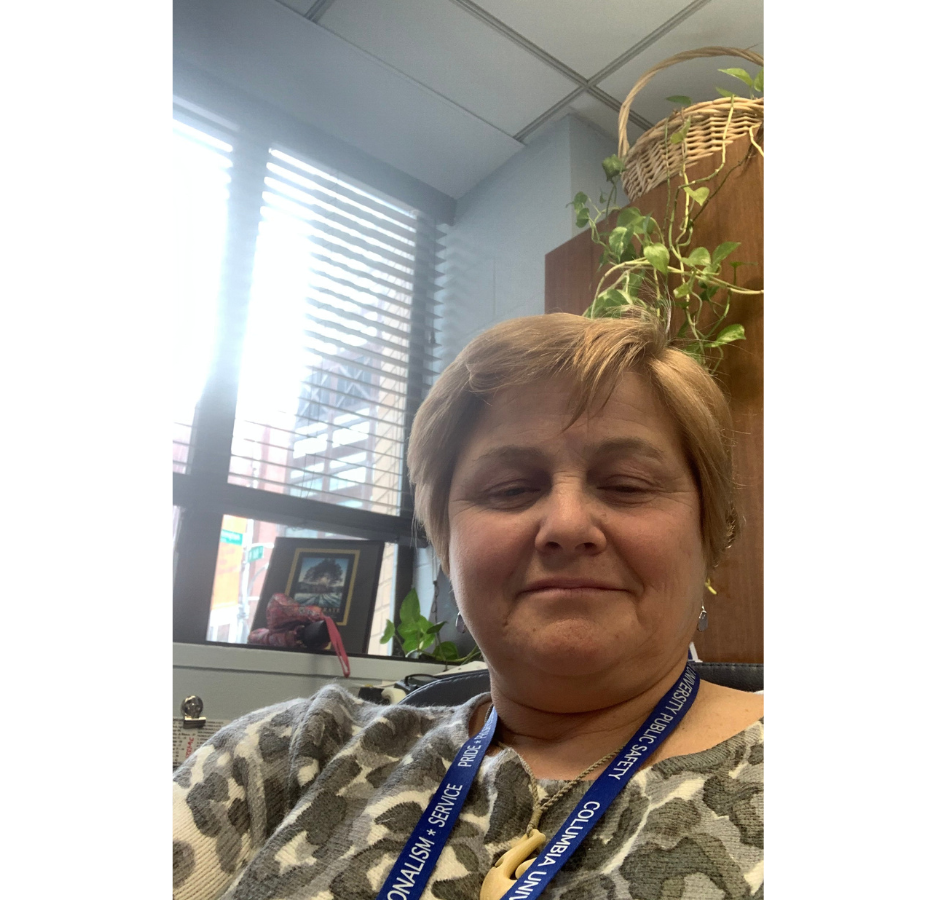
top-left (173, 684), bottom-right (763, 900)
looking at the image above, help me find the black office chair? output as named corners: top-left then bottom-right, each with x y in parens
top-left (399, 662), bottom-right (763, 707)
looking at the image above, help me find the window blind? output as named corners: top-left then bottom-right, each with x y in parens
top-left (172, 98), bottom-right (441, 519)
top-left (228, 147), bottom-right (440, 517)
top-left (172, 112), bottom-right (233, 475)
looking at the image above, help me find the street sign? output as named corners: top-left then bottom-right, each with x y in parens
top-left (247, 545), bottom-right (264, 563)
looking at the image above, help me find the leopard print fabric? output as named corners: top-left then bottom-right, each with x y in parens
top-left (173, 684), bottom-right (763, 900)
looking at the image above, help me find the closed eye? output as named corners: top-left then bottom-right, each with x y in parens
top-left (484, 484), bottom-right (541, 506)
top-left (601, 482), bottom-right (654, 499)
top-left (494, 485), bottom-right (536, 499)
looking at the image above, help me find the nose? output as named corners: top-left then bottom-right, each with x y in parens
top-left (534, 484), bottom-right (607, 556)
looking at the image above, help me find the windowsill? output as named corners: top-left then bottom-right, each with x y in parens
top-left (173, 641), bottom-right (450, 681)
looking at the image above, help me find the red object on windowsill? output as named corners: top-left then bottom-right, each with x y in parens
top-left (248, 593), bottom-right (351, 677)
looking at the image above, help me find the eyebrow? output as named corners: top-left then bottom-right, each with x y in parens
top-left (470, 437), bottom-right (667, 468)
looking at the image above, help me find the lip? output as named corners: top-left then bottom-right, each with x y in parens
top-left (521, 579), bottom-right (622, 593)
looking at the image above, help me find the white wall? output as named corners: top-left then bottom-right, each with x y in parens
top-left (436, 113), bottom-right (615, 370)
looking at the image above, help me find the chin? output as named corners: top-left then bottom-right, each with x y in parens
top-left (512, 624), bottom-right (626, 677)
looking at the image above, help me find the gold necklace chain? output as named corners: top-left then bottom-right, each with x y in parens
top-left (498, 741), bottom-right (624, 835)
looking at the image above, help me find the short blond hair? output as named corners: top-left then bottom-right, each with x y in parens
top-left (407, 310), bottom-right (738, 573)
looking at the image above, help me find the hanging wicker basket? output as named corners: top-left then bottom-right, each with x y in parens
top-left (617, 46), bottom-right (763, 203)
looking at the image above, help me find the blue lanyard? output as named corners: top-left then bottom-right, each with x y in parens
top-left (375, 662), bottom-right (699, 900)
top-left (375, 696), bottom-right (500, 900)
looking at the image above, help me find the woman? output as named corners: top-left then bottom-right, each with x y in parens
top-left (173, 310), bottom-right (764, 900)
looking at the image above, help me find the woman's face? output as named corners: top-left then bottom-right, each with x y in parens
top-left (447, 373), bottom-right (706, 705)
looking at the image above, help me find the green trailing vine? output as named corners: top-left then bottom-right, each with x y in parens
top-left (571, 67), bottom-right (764, 373)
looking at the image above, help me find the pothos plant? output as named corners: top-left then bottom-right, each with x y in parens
top-left (571, 66), bottom-right (764, 373)
top-left (380, 588), bottom-right (481, 665)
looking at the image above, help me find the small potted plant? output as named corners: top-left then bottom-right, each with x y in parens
top-left (380, 588), bottom-right (481, 665)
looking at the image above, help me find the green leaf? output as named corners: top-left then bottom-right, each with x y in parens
top-left (608, 227), bottom-right (631, 258)
top-left (644, 243), bottom-right (670, 274)
top-left (719, 67), bottom-right (755, 88)
top-left (639, 214), bottom-right (659, 237)
top-left (584, 293), bottom-right (609, 318)
top-left (434, 641), bottom-right (461, 662)
top-left (710, 324), bottom-right (746, 347)
top-left (616, 207), bottom-right (644, 229)
top-left (601, 154), bottom-right (626, 180)
top-left (575, 208), bottom-right (590, 228)
top-left (399, 588), bottom-right (420, 624)
top-left (572, 191), bottom-right (588, 209)
top-left (398, 621), bottom-right (421, 642)
top-left (400, 633), bottom-right (422, 654)
top-left (425, 621), bottom-right (445, 635)
top-left (666, 95), bottom-right (692, 106)
top-left (587, 288), bottom-right (630, 319)
top-left (669, 117), bottom-right (692, 144)
top-left (712, 241), bottom-right (741, 267)
top-left (379, 620), bottom-right (396, 644)
top-left (753, 69), bottom-right (763, 92)
top-left (684, 186), bottom-right (710, 206)
top-left (673, 281), bottom-right (692, 299)
top-left (628, 272), bottom-right (644, 293)
top-left (623, 292), bottom-right (648, 310)
top-left (682, 341), bottom-right (705, 364)
top-left (716, 87), bottom-right (738, 99)
top-left (418, 632), bottom-right (436, 651)
top-left (687, 247), bottom-right (711, 268)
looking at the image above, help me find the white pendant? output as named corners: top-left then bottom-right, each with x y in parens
top-left (480, 830), bottom-right (547, 900)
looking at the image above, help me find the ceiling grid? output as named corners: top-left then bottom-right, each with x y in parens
top-left (176, 0), bottom-right (762, 198)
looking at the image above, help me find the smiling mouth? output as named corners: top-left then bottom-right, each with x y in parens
top-left (521, 582), bottom-right (621, 594)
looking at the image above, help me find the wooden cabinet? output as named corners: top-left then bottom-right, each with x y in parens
top-left (544, 134), bottom-right (763, 664)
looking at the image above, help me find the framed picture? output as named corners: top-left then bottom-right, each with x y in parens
top-left (248, 538), bottom-right (384, 656)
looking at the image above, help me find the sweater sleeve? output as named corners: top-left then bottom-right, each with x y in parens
top-left (172, 694), bottom-right (326, 900)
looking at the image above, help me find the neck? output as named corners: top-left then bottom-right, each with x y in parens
top-left (474, 656), bottom-right (692, 781)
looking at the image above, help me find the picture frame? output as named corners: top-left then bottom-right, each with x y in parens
top-left (248, 538), bottom-right (384, 656)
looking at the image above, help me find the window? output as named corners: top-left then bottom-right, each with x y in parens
top-left (172, 96), bottom-right (440, 655)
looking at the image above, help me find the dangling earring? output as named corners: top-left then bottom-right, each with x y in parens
top-left (697, 604), bottom-right (709, 632)
top-left (455, 612), bottom-right (468, 634)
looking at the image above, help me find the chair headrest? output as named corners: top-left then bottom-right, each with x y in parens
top-left (398, 662), bottom-right (763, 707)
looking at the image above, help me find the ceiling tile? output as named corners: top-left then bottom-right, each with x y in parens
top-left (567, 94), bottom-right (621, 143)
top-left (274, 0), bottom-right (315, 14)
top-left (521, 93), bottom-right (642, 161)
top-left (597, 0), bottom-right (763, 130)
top-left (320, 0), bottom-right (578, 136)
top-left (471, 0), bottom-right (692, 77)
top-left (174, 0), bottom-right (523, 198)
